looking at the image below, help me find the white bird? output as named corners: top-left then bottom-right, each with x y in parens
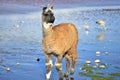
top-left (96, 20), bottom-right (106, 31)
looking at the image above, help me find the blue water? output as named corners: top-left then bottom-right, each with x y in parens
top-left (0, 6), bottom-right (120, 80)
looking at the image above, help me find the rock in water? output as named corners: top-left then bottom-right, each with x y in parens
top-left (6, 68), bottom-right (11, 72)
top-left (36, 58), bottom-right (40, 62)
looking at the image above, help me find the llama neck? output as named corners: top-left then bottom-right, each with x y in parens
top-left (42, 22), bottom-right (53, 38)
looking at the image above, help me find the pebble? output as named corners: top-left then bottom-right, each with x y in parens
top-left (99, 65), bottom-right (106, 69)
top-left (16, 63), bottom-right (20, 66)
top-left (94, 59), bottom-right (100, 64)
top-left (86, 60), bottom-right (91, 64)
top-left (105, 52), bottom-right (109, 55)
top-left (6, 68), bottom-right (11, 72)
top-left (36, 58), bottom-right (40, 62)
top-left (96, 51), bottom-right (100, 56)
top-left (93, 65), bottom-right (97, 68)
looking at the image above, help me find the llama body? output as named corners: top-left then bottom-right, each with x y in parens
top-left (42, 23), bottom-right (78, 56)
top-left (42, 6), bottom-right (78, 80)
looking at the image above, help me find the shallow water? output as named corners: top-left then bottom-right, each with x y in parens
top-left (0, 6), bottom-right (120, 80)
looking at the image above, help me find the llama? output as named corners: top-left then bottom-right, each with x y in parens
top-left (41, 6), bottom-right (78, 80)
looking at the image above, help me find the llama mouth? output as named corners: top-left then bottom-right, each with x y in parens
top-left (47, 23), bottom-right (53, 26)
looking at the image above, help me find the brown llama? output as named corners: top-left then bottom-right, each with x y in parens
top-left (41, 6), bottom-right (78, 80)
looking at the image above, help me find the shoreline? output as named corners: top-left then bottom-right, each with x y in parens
top-left (0, 1), bottom-right (120, 15)
top-left (0, 4), bottom-right (120, 15)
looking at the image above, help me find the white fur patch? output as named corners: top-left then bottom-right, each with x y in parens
top-left (55, 63), bottom-right (62, 70)
top-left (70, 68), bottom-right (74, 73)
top-left (49, 59), bottom-right (53, 66)
top-left (43, 22), bottom-right (52, 29)
top-left (45, 59), bottom-right (53, 66)
top-left (46, 71), bottom-right (51, 79)
top-left (55, 63), bottom-right (62, 66)
top-left (45, 8), bottom-right (53, 13)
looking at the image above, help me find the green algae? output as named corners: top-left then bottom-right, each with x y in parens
top-left (110, 73), bottom-right (120, 77)
top-left (79, 64), bottom-right (114, 80)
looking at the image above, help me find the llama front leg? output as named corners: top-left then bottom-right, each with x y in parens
top-left (45, 54), bottom-right (53, 80)
top-left (54, 55), bottom-right (63, 80)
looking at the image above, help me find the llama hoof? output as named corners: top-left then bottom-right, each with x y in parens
top-left (64, 72), bottom-right (69, 77)
top-left (70, 68), bottom-right (74, 74)
top-left (59, 77), bottom-right (63, 80)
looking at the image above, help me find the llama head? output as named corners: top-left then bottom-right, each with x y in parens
top-left (42, 5), bottom-right (55, 24)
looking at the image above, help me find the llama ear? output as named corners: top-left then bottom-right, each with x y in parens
top-left (50, 4), bottom-right (54, 9)
top-left (40, 5), bottom-right (43, 9)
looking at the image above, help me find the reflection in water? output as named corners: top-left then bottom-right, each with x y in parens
top-left (64, 75), bottom-right (74, 80)
top-left (96, 30), bottom-right (106, 41)
top-left (96, 20), bottom-right (107, 41)
top-left (85, 31), bottom-right (89, 35)
top-left (55, 69), bottom-right (75, 80)
top-left (84, 23), bottom-right (90, 35)
top-left (84, 23), bottom-right (89, 31)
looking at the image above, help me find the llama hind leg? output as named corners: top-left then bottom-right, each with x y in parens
top-left (64, 54), bottom-right (71, 77)
top-left (45, 54), bottom-right (53, 80)
top-left (71, 50), bottom-right (78, 74)
top-left (54, 55), bottom-right (63, 80)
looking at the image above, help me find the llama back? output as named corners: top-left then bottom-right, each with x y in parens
top-left (52, 23), bottom-right (78, 54)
